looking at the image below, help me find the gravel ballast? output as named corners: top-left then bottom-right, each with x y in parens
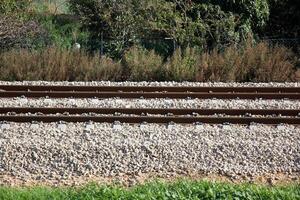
top-left (0, 123), bottom-right (299, 186)
top-left (1, 98), bottom-right (300, 109)
top-left (0, 81), bottom-right (299, 186)
top-left (0, 81), bottom-right (300, 87)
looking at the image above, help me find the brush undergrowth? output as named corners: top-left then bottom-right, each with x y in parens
top-left (0, 41), bottom-right (296, 82)
top-left (0, 180), bottom-right (299, 200)
top-left (0, 47), bottom-right (122, 81)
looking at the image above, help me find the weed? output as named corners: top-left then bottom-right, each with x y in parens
top-left (0, 47), bottom-right (122, 81)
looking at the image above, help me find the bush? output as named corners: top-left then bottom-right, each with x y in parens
top-left (0, 16), bottom-right (47, 50)
top-left (197, 46), bottom-right (242, 82)
top-left (0, 42), bottom-right (296, 82)
top-left (0, 0), bottom-right (31, 15)
top-left (163, 47), bottom-right (200, 81)
top-left (241, 42), bottom-right (296, 82)
top-left (196, 41), bottom-right (296, 82)
top-left (122, 46), bottom-right (163, 81)
top-left (0, 47), bottom-right (122, 81)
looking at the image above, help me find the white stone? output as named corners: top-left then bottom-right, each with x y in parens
top-left (277, 124), bottom-right (286, 131)
top-left (115, 99), bottom-right (123, 104)
top-left (30, 123), bottom-right (39, 129)
top-left (140, 122), bottom-right (148, 131)
top-left (85, 124), bottom-right (94, 130)
top-left (0, 123), bottom-right (10, 129)
top-left (91, 99), bottom-right (99, 104)
top-left (113, 123), bottom-right (122, 131)
top-left (73, 43), bottom-right (81, 50)
top-left (57, 123), bottom-right (67, 131)
top-left (222, 124), bottom-right (231, 130)
top-left (195, 123), bottom-right (204, 130)
top-left (44, 99), bottom-right (52, 105)
top-left (68, 99), bottom-right (76, 105)
top-left (139, 99), bottom-right (147, 104)
top-left (19, 98), bottom-right (28, 104)
top-left (167, 122), bottom-right (175, 130)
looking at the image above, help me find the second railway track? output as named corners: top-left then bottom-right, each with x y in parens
top-left (1, 85), bottom-right (300, 124)
top-left (0, 107), bottom-right (299, 124)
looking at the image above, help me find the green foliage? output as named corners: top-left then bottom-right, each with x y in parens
top-left (0, 0), bottom-right (31, 16)
top-left (36, 14), bottom-right (89, 49)
top-left (207, 0), bottom-right (270, 30)
top-left (32, 0), bottom-right (69, 14)
top-left (0, 180), bottom-right (299, 200)
top-left (68, 0), bottom-right (270, 57)
top-left (68, 0), bottom-right (153, 57)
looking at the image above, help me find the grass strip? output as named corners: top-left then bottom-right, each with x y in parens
top-left (0, 180), bottom-right (299, 200)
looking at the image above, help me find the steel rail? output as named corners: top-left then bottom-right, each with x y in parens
top-left (0, 91), bottom-right (299, 99)
top-left (0, 85), bottom-right (299, 93)
top-left (1, 107), bottom-right (299, 116)
top-left (0, 115), bottom-right (299, 124)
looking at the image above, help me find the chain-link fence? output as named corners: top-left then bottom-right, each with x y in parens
top-left (262, 38), bottom-right (300, 54)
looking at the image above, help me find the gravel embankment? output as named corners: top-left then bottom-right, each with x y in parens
top-left (0, 81), bottom-right (299, 87)
top-left (0, 81), bottom-right (299, 186)
top-left (0, 123), bottom-right (299, 186)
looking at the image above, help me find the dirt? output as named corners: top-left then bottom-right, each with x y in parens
top-left (1, 172), bottom-right (299, 187)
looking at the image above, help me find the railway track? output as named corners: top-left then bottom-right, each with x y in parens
top-left (0, 85), bottom-right (299, 124)
top-left (0, 85), bottom-right (299, 99)
top-left (0, 107), bottom-right (299, 124)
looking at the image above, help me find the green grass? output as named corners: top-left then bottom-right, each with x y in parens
top-left (0, 180), bottom-right (299, 200)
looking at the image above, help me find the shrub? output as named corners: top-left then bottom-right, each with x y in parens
top-left (0, 0), bottom-right (31, 15)
top-left (163, 47), bottom-right (200, 81)
top-left (122, 46), bottom-right (163, 81)
top-left (196, 41), bottom-right (296, 82)
top-left (0, 16), bottom-right (47, 50)
top-left (0, 42), bottom-right (296, 82)
top-left (241, 42), bottom-right (296, 82)
top-left (197, 46), bottom-right (241, 82)
top-left (0, 47), bottom-right (122, 81)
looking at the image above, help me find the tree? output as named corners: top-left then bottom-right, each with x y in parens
top-left (168, 0), bottom-right (269, 47)
top-left (69, 0), bottom-right (153, 57)
top-left (69, 0), bottom-right (270, 57)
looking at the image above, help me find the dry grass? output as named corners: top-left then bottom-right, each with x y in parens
top-left (164, 47), bottom-right (200, 81)
top-left (196, 42), bottom-right (296, 82)
top-left (241, 42), bottom-right (296, 82)
top-left (0, 42), bottom-right (296, 82)
top-left (0, 47), bottom-right (122, 81)
top-left (197, 46), bottom-right (241, 82)
top-left (122, 46), bottom-right (163, 81)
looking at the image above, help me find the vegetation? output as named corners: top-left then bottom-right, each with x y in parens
top-left (0, 47), bottom-right (122, 81)
top-left (0, 0), bottom-right (299, 82)
top-left (0, 41), bottom-right (296, 82)
top-left (68, 0), bottom-right (270, 57)
top-left (0, 180), bottom-right (299, 200)
top-left (264, 0), bottom-right (300, 38)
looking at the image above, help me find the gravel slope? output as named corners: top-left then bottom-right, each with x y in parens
top-left (0, 123), bottom-right (299, 185)
top-left (0, 81), bottom-right (299, 186)
top-left (0, 81), bottom-right (299, 87)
